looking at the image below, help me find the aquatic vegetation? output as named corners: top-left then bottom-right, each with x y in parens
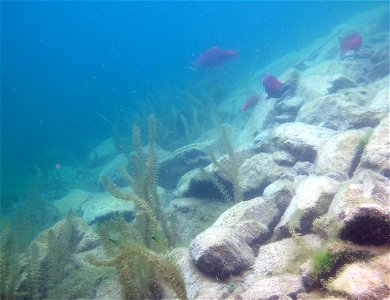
top-left (206, 126), bottom-right (242, 204)
top-left (312, 247), bottom-right (334, 281)
top-left (98, 114), bottom-right (186, 299)
top-left (0, 221), bottom-right (19, 300)
top-left (91, 243), bottom-right (187, 300)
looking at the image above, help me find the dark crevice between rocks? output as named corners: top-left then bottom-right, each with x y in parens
top-left (348, 145), bottom-right (365, 178)
top-left (340, 209), bottom-right (390, 246)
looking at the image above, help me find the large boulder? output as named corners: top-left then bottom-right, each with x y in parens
top-left (53, 189), bottom-right (91, 217)
top-left (296, 91), bottom-right (383, 130)
top-left (80, 189), bottom-right (135, 225)
top-left (16, 217), bottom-right (103, 297)
top-left (327, 169), bottom-right (390, 246)
top-left (190, 196), bottom-right (283, 278)
top-left (272, 122), bottom-right (336, 162)
top-left (327, 262), bottom-right (390, 300)
top-left (157, 143), bottom-right (211, 190)
top-left (358, 115), bottom-right (390, 177)
top-left (275, 175), bottom-right (340, 239)
top-left (315, 129), bottom-right (367, 177)
top-left (239, 153), bottom-right (287, 200)
top-left (98, 153), bottom-right (129, 186)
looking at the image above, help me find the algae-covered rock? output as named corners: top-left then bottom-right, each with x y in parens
top-left (190, 196), bottom-right (282, 278)
top-left (98, 153), bottom-right (129, 186)
top-left (158, 143), bottom-right (211, 190)
top-left (53, 189), bottom-right (91, 216)
top-left (315, 129), bottom-right (367, 177)
top-left (275, 175), bottom-right (339, 239)
top-left (327, 262), bottom-right (390, 300)
top-left (357, 115), bottom-right (390, 177)
top-left (327, 169), bottom-right (390, 245)
top-left (81, 189), bottom-right (135, 225)
top-left (239, 153), bottom-right (287, 200)
top-left (272, 122), bottom-right (336, 162)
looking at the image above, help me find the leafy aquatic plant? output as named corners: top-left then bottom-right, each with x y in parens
top-left (97, 114), bottom-right (186, 299)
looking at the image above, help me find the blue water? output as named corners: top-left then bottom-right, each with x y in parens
top-left (0, 1), bottom-right (382, 210)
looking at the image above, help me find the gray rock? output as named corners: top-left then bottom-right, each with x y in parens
top-left (16, 217), bottom-right (102, 297)
top-left (271, 150), bottom-right (297, 167)
top-left (272, 122), bottom-right (336, 162)
top-left (275, 114), bottom-right (296, 123)
top-left (81, 189), bottom-right (135, 225)
top-left (315, 129), bottom-right (367, 177)
top-left (327, 262), bottom-right (390, 300)
top-left (238, 98), bottom-right (277, 147)
top-left (190, 196), bottom-right (282, 278)
top-left (239, 153), bottom-right (287, 200)
top-left (275, 175), bottom-right (339, 239)
top-left (358, 115), bottom-right (390, 177)
top-left (249, 234), bottom-right (324, 278)
top-left (328, 75), bottom-right (357, 93)
top-left (158, 143), bottom-right (211, 190)
top-left (98, 153), bottom-right (129, 186)
top-left (327, 169), bottom-right (390, 245)
top-left (53, 189), bottom-right (91, 216)
top-left (296, 88), bottom-right (386, 130)
top-left (173, 248), bottom-right (231, 300)
top-left (290, 161), bottom-right (316, 176)
top-left (263, 179), bottom-right (294, 212)
top-left (229, 274), bottom-right (305, 300)
top-left (87, 137), bottom-right (116, 165)
top-left (368, 59), bottom-right (390, 81)
top-left (277, 96), bottom-right (305, 113)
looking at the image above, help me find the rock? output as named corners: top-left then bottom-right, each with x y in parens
top-left (328, 75), bottom-right (357, 93)
top-left (254, 127), bottom-right (276, 152)
top-left (315, 129), bottom-right (367, 177)
top-left (95, 277), bottom-right (122, 300)
top-left (190, 196), bottom-right (282, 278)
top-left (367, 253), bottom-right (390, 288)
top-left (16, 217), bottom-right (102, 297)
top-left (80, 189), bottom-right (135, 225)
top-left (275, 114), bottom-right (296, 123)
top-left (277, 96), bottom-right (305, 113)
top-left (174, 147), bottom-right (258, 201)
top-left (173, 248), bottom-right (231, 300)
top-left (272, 122), bottom-right (336, 162)
top-left (167, 198), bottom-right (230, 245)
top-left (327, 169), bottom-right (390, 245)
top-left (296, 89), bottom-right (386, 130)
top-left (263, 179), bottom-right (294, 212)
top-left (290, 161), bottom-right (316, 177)
top-left (248, 234), bottom-right (323, 278)
top-left (358, 116), bottom-right (390, 177)
top-left (368, 59), bottom-right (390, 81)
top-left (275, 176), bottom-right (339, 239)
top-left (229, 274), bottom-right (305, 300)
top-left (53, 189), bottom-right (91, 216)
top-left (190, 227), bottom-right (256, 279)
top-left (87, 137), bottom-right (116, 165)
top-left (238, 97), bottom-right (277, 147)
top-left (239, 153), bottom-right (287, 200)
top-left (327, 262), bottom-right (390, 300)
top-left (368, 80), bottom-right (390, 113)
top-left (271, 150), bottom-right (297, 167)
top-left (98, 153), bottom-right (129, 186)
top-left (158, 143), bottom-right (211, 190)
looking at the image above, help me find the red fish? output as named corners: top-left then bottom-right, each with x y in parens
top-left (192, 46), bottom-right (238, 68)
top-left (240, 95), bottom-right (260, 112)
top-left (339, 32), bottom-right (362, 56)
top-left (262, 74), bottom-right (290, 99)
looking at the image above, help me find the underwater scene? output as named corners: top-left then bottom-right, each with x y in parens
top-left (1, 1), bottom-right (389, 299)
